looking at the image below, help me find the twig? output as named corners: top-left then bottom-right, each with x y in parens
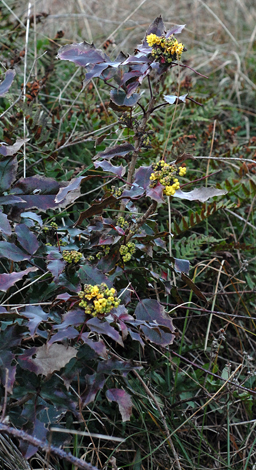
top-left (0, 423), bottom-right (99, 470)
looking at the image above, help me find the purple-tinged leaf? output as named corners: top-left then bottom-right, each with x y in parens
top-left (122, 183), bottom-right (145, 199)
top-left (106, 388), bottom-right (133, 422)
top-left (146, 182), bottom-right (164, 202)
top-left (154, 238), bottom-right (167, 250)
top-left (24, 344), bottom-right (77, 376)
top-left (135, 299), bottom-right (173, 328)
top-left (0, 69), bottom-right (16, 96)
top-left (53, 309), bottom-right (85, 330)
top-left (46, 250), bottom-right (63, 261)
top-left (181, 273), bottom-right (207, 301)
top-left (13, 175), bottom-right (60, 194)
top-left (135, 299), bottom-right (175, 346)
top-left (22, 305), bottom-right (48, 336)
top-left (0, 210), bottom-right (11, 236)
top-left (97, 357), bottom-right (137, 374)
top-left (47, 258), bottom-right (66, 281)
top-left (174, 187), bottom-right (227, 202)
top-left (0, 138), bottom-right (29, 156)
top-left (97, 247), bottom-right (120, 274)
top-left (11, 195), bottom-right (63, 211)
top-left (87, 317), bottom-right (124, 346)
top-left (85, 60), bottom-right (121, 80)
top-left (55, 176), bottom-right (87, 204)
top-left (94, 160), bottom-right (126, 177)
top-left (15, 223), bottom-right (39, 254)
top-left (134, 165), bottom-right (152, 189)
top-left (21, 211), bottom-right (43, 226)
top-left (0, 196), bottom-right (25, 205)
top-left (57, 42), bottom-right (107, 66)
top-left (166, 24), bottom-right (186, 37)
top-left (76, 195), bottom-right (118, 224)
top-left (82, 372), bottom-right (105, 406)
top-left (120, 64), bottom-right (149, 87)
top-left (58, 272), bottom-right (81, 293)
top-left (79, 264), bottom-right (112, 287)
top-left (48, 326), bottom-right (79, 345)
top-left (144, 16), bottom-right (165, 40)
top-left (164, 94), bottom-right (188, 105)
top-left (0, 241), bottom-right (30, 261)
top-left (174, 258), bottom-right (190, 274)
top-left (23, 419), bottom-right (47, 459)
top-left (140, 323), bottom-right (175, 346)
top-left (0, 267), bottom-right (38, 292)
top-left (18, 347), bottom-right (38, 373)
top-left (126, 80), bottom-right (140, 97)
top-left (56, 292), bottom-right (72, 301)
top-left (94, 143), bottom-right (134, 161)
top-left (0, 156), bottom-right (18, 192)
top-left (129, 330), bottom-right (145, 348)
top-left (0, 324), bottom-right (23, 392)
top-left (110, 89), bottom-right (141, 107)
top-left (122, 55), bottom-right (150, 65)
top-left (81, 333), bottom-right (108, 358)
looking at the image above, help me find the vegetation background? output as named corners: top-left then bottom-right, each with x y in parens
top-left (0, 0), bottom-right (256, 469)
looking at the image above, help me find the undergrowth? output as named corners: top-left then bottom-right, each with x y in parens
top-left (0, 2), bottom-right (255, 470)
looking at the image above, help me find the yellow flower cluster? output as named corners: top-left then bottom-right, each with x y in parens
top-left (149, 160), bottom-right (186, 197)
top-left (146, 34), bottom-right (184, 64)
top-left (62, 250), bottom-right (83, 264)
top-left (119, 242), bottom-right (136, 262)
top-left (78, 283), bottom-right (120, 316)
top-left (117, 217), bottom-right (129, 230)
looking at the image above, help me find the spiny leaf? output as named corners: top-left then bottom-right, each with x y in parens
top-left (57, 41), bottom-right (107, 66)
top-left (173, 258), bottom-right (190, 274)
top-left (0, 210), bottom-right (12, 236)
top-left (0, 267), bottom-right (38, 292)
top-left (0, 241), bottom-right (31, 261)
top-left (94, 160), bottom-right (126, 177)
top-left (15, 223), bottom-right (39, 254)
top-left (93, 143), bottom-right (134, 161)
top-left (110, 89), bottom-right (141, 107)
top-left (0, 69), bottom-right (16, 96)
top-left (174, 187), bottom-right (227, 202)
top-left (0, 138), bottom-right (29, 157)
top-left (21, 344), bottom-right (77, 376)
top-left (106, 388), bottom-right (133, 422)
top-left (135, 299), bottom-right (175, 346)
top-left (164, 94), bottom-right (188, 105)
top-left (0, 156), bottom-right (18, 192)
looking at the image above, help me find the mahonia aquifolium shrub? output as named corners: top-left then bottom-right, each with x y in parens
top-left (78, 283), bottom-right (120, 316)
top-left (150, 160), bottom-right (187, 196)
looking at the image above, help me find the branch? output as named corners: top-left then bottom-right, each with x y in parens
top-left (0, 423), bottom-right (99, 470)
